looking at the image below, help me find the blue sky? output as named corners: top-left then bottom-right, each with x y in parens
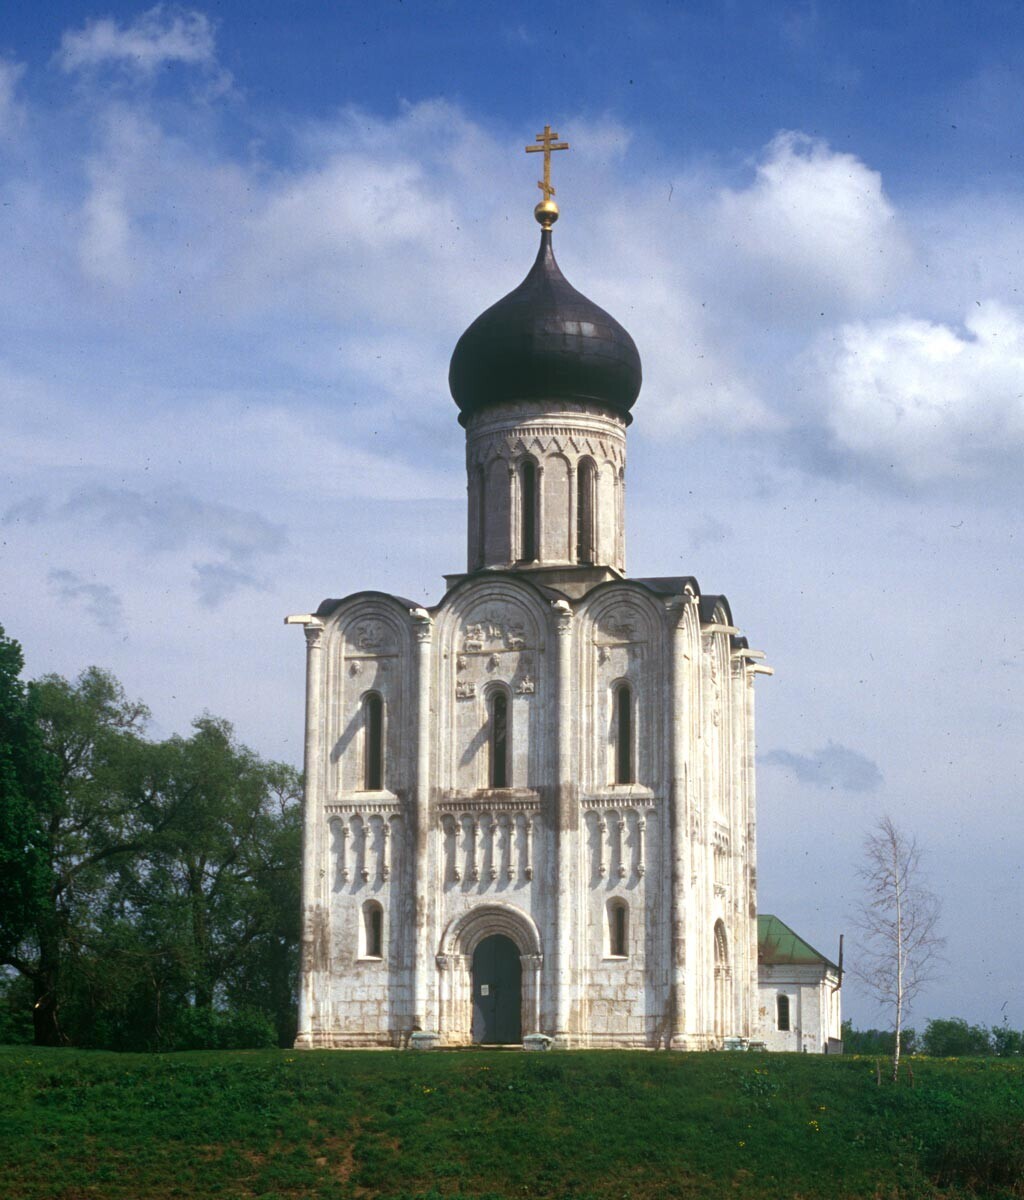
top-left (2, 2), bottom-right (1023, 1031)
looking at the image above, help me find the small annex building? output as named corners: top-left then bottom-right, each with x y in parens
top-left (288, 128), bottom-right (774, 1050)
top-left (756, 914), bottom-right (842, 1054)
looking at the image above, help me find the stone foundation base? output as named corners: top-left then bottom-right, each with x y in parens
top-left (294, 1030), bottom-right (401, 1049)
top-left (669, 1033), bottom-right (714, 1052)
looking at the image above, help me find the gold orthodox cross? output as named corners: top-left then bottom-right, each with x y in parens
top-left (526, 124), bottom-right (569, 204)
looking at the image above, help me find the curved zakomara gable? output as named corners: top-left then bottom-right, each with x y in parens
top-left (439, 901), bottom-right (543, 960)
top-left (317, 590), bottom-right (422, 645)
top-left (316, 592), bottom-right (418, 790)
top-left (432, 571), bottom-right (554, 652)
top-left (575, 582), bottom-right (666, 646)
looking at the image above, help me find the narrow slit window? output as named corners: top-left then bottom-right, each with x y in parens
top-left (489, 691), bottom-right (509, 788)
top-left (609, 900), bottom-right (628, 957)
top-left (576, 459), bottom-right (595, 563)
top-left (520, 461), bottom-right (537, 561)
top-left (363, 694), bottom-right (383, 791)
top-left (777, 993), bottom-right (790, 1032)
top-left (363, 901), bottom-right (383, 958)
top-left (476, 467), bottom-right (486, 568)
top-left (615, 684), bottom-right (634, 785)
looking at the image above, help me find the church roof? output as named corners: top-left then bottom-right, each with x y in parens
top-left (448, 228), bottom-right (642, 424)
top-left (630, 576), bottom-right (699, 596)
top-left (758, 915), bottom-right (838, 971)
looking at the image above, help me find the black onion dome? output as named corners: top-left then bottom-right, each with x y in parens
top-left (449, 229), bottom-right (642, 424)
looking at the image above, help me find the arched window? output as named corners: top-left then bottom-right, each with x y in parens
top-left (607, 898), bottom-right (628, 957)
top-left (614, 683), bottom-right (634, 785)
top-left (776, 993), bottom-right (790, 1032)
top-left (361, 900), bottom-right (383, 959)
top-left (714, 920), bottom-right (728, 968)
top-left (362, 693), bottom-right (383, 791)
top-left (519, 460), bottom-right (537, 562)
top-left (713, 919), bottom-right (730, 1038)
top-left (476, 466), bottom-right (486, 568)
top-left (489, 690), bottom-right (510, 789)
top-left (576, 459), bottom-right (596, 563)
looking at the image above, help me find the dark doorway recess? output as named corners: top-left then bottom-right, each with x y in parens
top-left (471, 934), bottom-right (522, 1044)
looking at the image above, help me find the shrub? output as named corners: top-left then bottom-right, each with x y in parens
top-left (991, 1023), bottom-right (1024, 1057)
top-left (921, 1017), bottom-right (992, 1057)
top-left (168, 1006), bottom-right (276, 1051)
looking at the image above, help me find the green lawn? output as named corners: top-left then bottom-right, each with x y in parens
top-left (1, 1046), bottom-right (1021, 1199)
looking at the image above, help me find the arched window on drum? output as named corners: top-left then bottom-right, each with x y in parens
top-left (518, 459), bottom-right (538, 562)
top-left (576, 458), bottom-right (596, 564)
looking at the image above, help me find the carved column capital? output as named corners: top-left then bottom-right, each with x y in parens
top-left (409, 606), bottom-right (433, 643)
top-left (552, 598), bottom-right (573, 636)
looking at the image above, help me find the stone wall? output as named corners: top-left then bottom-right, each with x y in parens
top-left (293, 571), bottom-right (763, 1050)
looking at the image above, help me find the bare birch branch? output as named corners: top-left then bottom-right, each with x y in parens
top-left (851, 815), bottom-right (944, 1081)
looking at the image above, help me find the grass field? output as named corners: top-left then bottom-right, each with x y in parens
top-left (1, 1046), bottom-right (1022, 1199)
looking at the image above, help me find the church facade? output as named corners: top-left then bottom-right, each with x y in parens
top-left (289, 138), bottom-right (771, 1049)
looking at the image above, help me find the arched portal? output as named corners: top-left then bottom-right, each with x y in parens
top-left (437, 902), bottom-right (542, 1046)
top-left (471, 934), bottom-right (522, 1044)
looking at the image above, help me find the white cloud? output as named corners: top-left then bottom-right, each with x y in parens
top-left (79, 178), bottom-right (133, 285)
top-left (56, 5), bottom-right (230, 95)
top-left (809, 301), bottom-right (1024, 482)
top-left (714, 131), bottom-right (912, 314)
top-left (0, 58), bottom-right (26, 136)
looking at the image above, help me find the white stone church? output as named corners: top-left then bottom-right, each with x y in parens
top-left (288, 138), bottom-right (782, 1050)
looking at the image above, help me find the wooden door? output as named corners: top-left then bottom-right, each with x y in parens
top-left (471, 934), bottom-right (522, 1044)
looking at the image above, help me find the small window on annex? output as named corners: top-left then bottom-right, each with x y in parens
top-left (489, 690), bottom-right (510, 789)
top-left (607, 899), bottom-right (628, 957)
top-left (362, 900), bottom-right (383, 959)
top-left (613, 683), bottom-right (634, 785)
top-left (776, 993), bottom-right (790, 1032)
top-left (362, 693), bottom-right (384, 791)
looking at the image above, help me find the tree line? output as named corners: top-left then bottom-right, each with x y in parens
top-left (0, 625), bottom-right (301, 1049)
top-left (843, 1019), bottom-right (1024, 1058)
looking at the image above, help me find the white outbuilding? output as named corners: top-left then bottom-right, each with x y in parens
top-left (756, 914), bottom-right (843, 1053)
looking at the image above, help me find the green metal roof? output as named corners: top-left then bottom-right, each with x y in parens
top-left (758, 914), bottom-right (838, 970)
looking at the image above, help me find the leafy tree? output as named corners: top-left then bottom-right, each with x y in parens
top-left (841, 1021), bottom-right (917, 1056)
top-left (0, 626), bottom-right (55, 983)
top-left (922, 1018), bottom-right (993, 1057)
top-left (1, 654), bottom-right (302, 1049)
top-left (991, 1023), bottom-right (1024, 1057)
top-left (5, 667), bottom-right (150, 1044)
top-left (109, 717), bottom-right (302, 1046)
top-left (853, 815), bottom-right (944, 1082)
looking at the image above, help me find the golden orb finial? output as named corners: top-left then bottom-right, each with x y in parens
top-left (525, 124), bottom-right (569, 228)
top-left (534, 198), bottom-right (559, 229)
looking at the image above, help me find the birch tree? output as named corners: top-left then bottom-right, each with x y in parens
top-left (854, 815), bottom-right (943, 1081)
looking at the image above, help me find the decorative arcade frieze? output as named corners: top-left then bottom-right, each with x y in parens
top-left (439, 807), bottom-right (538, 886)
top-left (583, 804), bottom-right (655, 884)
